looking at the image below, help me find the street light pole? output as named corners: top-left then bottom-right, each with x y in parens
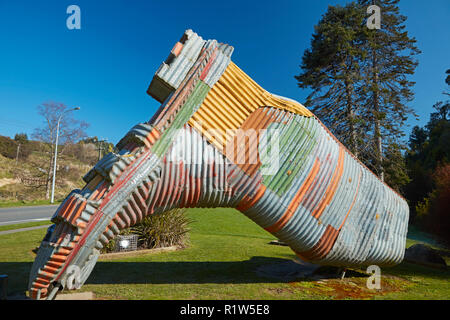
top-left (50, 107), bottom-right (80, 204)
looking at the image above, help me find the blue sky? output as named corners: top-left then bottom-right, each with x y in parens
top-left (0, 0), bottom-right (449, 144)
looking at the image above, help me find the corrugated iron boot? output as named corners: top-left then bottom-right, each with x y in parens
top-left (28, 30), bottom-right (409, 299)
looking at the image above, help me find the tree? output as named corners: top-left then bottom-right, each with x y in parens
top-left (295, 3), bottom-right (366, 157)
top-left (405, 69), bottom-right (450, 224)
top-left (14, 133), bottom-right (29, 162)
top-left (0, 134), bottom-right (31, 161)
top-left (358, 0), bottom-right (420, 181)
top-left (32, 102), bottom-right (89, 199)
top-left (296, 1), bottom-right (419, 189)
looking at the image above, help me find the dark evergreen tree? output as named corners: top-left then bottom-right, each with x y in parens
top-left (358, 0), bottom-right (420, 181)
top-left (296, 0), bottom-right (419, 191)
top-left (405, 69), bottom-right (450, 222)
top-left (295, 3), bottom-right (366, 157)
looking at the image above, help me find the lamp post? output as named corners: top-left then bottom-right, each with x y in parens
top-left (50, 107), bottom-right (80, 204)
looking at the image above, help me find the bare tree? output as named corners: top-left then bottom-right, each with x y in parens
top-left (32, 102), bottom-right (89, 199)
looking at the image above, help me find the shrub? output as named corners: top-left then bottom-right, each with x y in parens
top-left (0, 135), bottom-right (32, 160)
top-left (64, 142), bottom-right (98, 165)
top-left (0, 136), bottom-right (17, 159)
top-left (427, 163), bottom-right (450, 243)
top-left (417, 163), bottom-right (450, 245)
top-left (132, 208), bottom-right (191, 249)
top-left (101, 208), bottom-right (191, 253)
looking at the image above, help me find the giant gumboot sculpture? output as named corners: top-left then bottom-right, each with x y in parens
top-left (29, 30), bottom-right (409, 299)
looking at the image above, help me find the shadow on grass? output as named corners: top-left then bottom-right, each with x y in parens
top-left (87, 256), bottom-right (294, 285)
top-left (0, 261), bottom-right (33, 297)
top-left (2, 257), bottom-right (448, 297)
top-left (0, 257), bottom-right (291, 296)
top-left (388, 261), bottom-right (450, 280)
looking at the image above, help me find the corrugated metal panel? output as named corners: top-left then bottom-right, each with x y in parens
top-left (29, 30), bottom-right (409, 300)
top-left (147, 30), bottom-right (206, 103)
top-left (202, 43), bottom-right (234, 87)
top-left (232, 105), bottom-right (408, 266)
top-left (188, 62), bottom-right (313, 153)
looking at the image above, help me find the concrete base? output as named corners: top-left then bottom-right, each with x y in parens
top-left (256, 258), bottom-right (320, 281)
top-left (55, 292), bottom-right (95, 300)
top-left (99, 245), bottom-right (178, 260)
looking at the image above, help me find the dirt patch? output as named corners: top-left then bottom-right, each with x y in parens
top-left (288, 275), bottom-right (409, 300)
top-left (257, 259), bottom-right (411, 299)
top-left (0, 178), bottom-right (19, 188)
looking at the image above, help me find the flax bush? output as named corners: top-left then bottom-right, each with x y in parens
top-left (132, 208), bottom-right (191, 249)
top-left (101, 208), bottom-right (191, 253)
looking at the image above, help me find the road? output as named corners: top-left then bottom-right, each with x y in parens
top-left (0, 205), bottom-right (58, 226)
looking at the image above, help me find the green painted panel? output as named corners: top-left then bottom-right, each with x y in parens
top-left (151, 81), bottom-right (210, 156)
top-left (263, 115), bottom-right (319, 196)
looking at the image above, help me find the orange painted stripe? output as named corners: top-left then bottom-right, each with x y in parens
top-left (200, 49), bottom-right (218, 80)
top-left (57, 247), bottom-right (71, 256)
top-left (265, 158), bottom-right (321, 234)
top-left (34, 277), bottom-right (50, 285)
top-left (338, 168), bottom-right (362, 231)
top-left (295, 166), bottom-right (362, 262)
top-left (92, 181), bottom-right (108, 201)
top-left (42, 265), bottom-right (59, 274)
top-left (63, 200), bottom-right (77, 220)
top-left (295, 225), bottom-right (339, 261)
top-left (145, 128), bottom-right (161, 148)
top-left (29, 289), bottom-right (38, 299)
top-left (32, 282), bottom-right (48, 289)
top-left (190, 177), bottom-right (202, 207)
top-left (171, 42), bottom-right (183, 57)
top-left (51, 254), bottom-right (67, 263)
top-left (56, 224), bottom-right (70, 245)
top-left (59, 196), bottom-right (76, 219)
top-left (236, 184), bottom-right (267, 212)
top-left (38, 271), bottom-right (55, 280)
top-left (54, 197), bottom-right (71, 221)
top-left (174, 162), bottom-right (186, 204)
top-left (312, 146), bottom-right (345, 219)
top-left (67, 200), bottom-right (87, 225)
top-left (46, 261), bottom-right (63, 269)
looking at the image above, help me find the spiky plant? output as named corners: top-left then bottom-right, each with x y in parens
top-left (131, 208), bottom-right (191, 249)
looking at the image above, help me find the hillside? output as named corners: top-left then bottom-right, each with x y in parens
top-left (0, 147), bottom-right (93, 204)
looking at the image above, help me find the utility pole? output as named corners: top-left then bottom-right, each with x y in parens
top-left (51, 107), bottom-right (80, 204)
top-left (15, 143), bottom-right (20, 163)
top-left (96, 138), bottom-right (107, 161)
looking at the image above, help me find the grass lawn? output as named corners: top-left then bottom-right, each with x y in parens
top-left (0, 199), bottom-right (61, 208)
top-left (0, 220), bottom-right (51, 233)
top-left (0, 208), bottom-right (448, 300)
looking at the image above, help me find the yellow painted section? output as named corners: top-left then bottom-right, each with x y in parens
top-left (188, 62), bottom-right (313, 152)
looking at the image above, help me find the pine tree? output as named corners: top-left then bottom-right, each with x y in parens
top-left (295, 3), bottom-right (366, 157)
top-left (358, 0), bottom-right (420, 181)
top-left (296, 0), bottom-right (419, 189)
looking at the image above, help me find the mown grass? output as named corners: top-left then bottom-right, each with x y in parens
top-left (0, 207), bottom-right (448, 299)
top-left (0, 220), bottom-right (51, 233)
top-left (0, 200), bottom-right (61, 208)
